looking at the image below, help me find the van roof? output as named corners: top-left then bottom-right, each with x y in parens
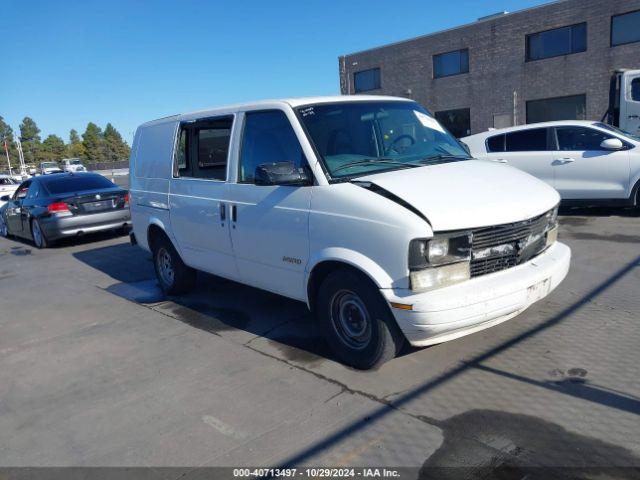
top-left (141, 95), bottom-right (413, 127)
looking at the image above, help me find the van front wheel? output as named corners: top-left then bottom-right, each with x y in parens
top-left (152, 236), bottom-right (196, 295)
top-left (316, 269), bottom-right (405, 369)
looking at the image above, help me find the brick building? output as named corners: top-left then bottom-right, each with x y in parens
top-left (338, 0), bottom-right (640, 137)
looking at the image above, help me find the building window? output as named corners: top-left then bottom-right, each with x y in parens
top-left (633, 79), bottom-right (640, 101)
top-left (433, 49), bottom-right (469, 78)
top-left (434, 108), bottom-right (471, 138)
top-left (526, 23), bottom-right (586, 61)
top-left (526, 94), bottom-right (586, 124)
top-left (612, 10), bottom-right (640, 46)
top-left (353, 68), bottom-right (381, 93)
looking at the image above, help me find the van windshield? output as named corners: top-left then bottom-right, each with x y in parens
top-left (297, 101), bottom-right (470, 180)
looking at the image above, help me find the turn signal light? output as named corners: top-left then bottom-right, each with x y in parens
top-left (124, 193), bottom-right (130, 206)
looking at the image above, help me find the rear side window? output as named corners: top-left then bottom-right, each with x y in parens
top-left (505, 128), bottom-right (549, 152)
top-left (43, 175), bottom-right (115, 195)
top-left (175, 116), bottom-right (233, 181)
top-left (486, 134), bottom-right (505, 152)
top-left (556, 127), bottom-right (612, 151)
top-left (632, 78), bottom-right (640, 101)
top-left (238, 110), bottom-right (306, 184)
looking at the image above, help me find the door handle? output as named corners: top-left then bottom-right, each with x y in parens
top-left (219, 202), bottom-right (226, 221)
top-left (629, 115), bottom-right (639, 119)
top-left (554, 158), bottom-right (575, 164)
top-left (493, 158), bottom-right (508, 163)
top-left (231, 204), bottom-right (237, 222)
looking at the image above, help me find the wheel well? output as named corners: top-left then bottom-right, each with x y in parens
top-left (306, 261), bottom-right (380, 312)
top-left (147, 224), bottom-right (169, 252)
top-left (633, 178), bottom-right (640, 206)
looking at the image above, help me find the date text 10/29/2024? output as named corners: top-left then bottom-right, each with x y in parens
top-left (233, 468), bottom-right (401, 478)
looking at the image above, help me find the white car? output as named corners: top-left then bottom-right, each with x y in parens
top-left (0, 175), bottom-right (19, 208)
top-left (60, 158), bottom-right (87, 172)
top-left (130, 96), bottom-right (570, 369)
top-left (463, 121), bottom-right (640, 206)
top-left (39, 162), bottom-right (63, 175)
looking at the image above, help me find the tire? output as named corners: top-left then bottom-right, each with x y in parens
top-left (0, 216), bottom-right (8, 238)
top-left (31, 218), bottom-right (48, 249)
top-left (316, 268), bottom-right (405, 369)
top-left (151, 235), bottom-right (196, 295)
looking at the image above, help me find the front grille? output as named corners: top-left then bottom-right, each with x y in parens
top-left (470, 210), bottom-right (552, 278)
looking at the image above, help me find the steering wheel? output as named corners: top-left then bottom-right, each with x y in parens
top-left (389, 134), bottom-right (416, 154)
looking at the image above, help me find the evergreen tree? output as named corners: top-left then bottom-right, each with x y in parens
top-left (42, 134), bottom-right (66, 160)
top-left (67, 128), bottom-right (86, 159)
top-left (82, 122), bottom-right (104, 162)
top-left (19, 117), bottom-right (41, 164)
top-left (103, 123), bottom-right (130, 162)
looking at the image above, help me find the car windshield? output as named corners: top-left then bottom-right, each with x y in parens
top-left (43, 175), bottom-right (116, 195)
top-left (42, 162), bottom-right (58, 168)
top-left (594, 122), bottom-right (640, 142)
top-left (70, 159), bottom-right (82, 165)
top-left (297, 101), bottom-right (470, 180)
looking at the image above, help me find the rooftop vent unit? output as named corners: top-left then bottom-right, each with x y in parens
top-left (478, 11), bottom-right (509, 21)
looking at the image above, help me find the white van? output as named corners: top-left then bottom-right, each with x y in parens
top-left (130, 96), bottom-right (570, 369)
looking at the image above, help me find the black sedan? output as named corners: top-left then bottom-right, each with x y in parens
top-left (0, 173), bottom-right (131, 248)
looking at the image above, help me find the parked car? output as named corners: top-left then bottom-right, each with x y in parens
top-left (60, 158), bottom-right (87, 173)
top-left (0, 175), bottom-right (19, 208)
top-left (39, 161), bottom-right (63, 175)
top-left (129, 96), bottom-right (570, 369)
top-left (0, 172), bottom-right (130, 247)
top-left (462, 121), bottom-right (640, 206)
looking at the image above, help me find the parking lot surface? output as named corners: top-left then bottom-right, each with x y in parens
top-left (1, 207), bottom-right (639, 477)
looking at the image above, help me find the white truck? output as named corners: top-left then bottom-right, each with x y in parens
top-left (129, 96), bottom-right (570, 369)
top-left (604, 69), bottom-right (640, 136)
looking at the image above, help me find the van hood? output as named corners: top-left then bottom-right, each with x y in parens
top-left (357, 159), bottom-right (559, 231)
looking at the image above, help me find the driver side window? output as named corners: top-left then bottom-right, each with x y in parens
top-left (556, 127), bottom-right (612, 151)
top-left (238, 110), bottom-right (307, 184)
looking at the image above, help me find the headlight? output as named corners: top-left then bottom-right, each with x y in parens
top-left (409, 233), bottom-right (471, 269)
top-left (408, 233), bottom-right (472, 292)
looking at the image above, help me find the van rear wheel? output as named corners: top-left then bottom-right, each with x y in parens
top-left (316, 268), bottom-right (405, 369)
top-left (152, 236), bottom-right (196, 295)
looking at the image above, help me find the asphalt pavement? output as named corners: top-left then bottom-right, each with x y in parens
top-left (0, 201), bottom-right (639, 478)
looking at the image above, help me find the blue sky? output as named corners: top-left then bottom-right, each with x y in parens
top-left (3, 0), bottom-right (548, 143)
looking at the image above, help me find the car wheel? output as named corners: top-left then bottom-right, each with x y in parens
top-left (0, 216), bottom-right (8, 238)
top-left (152, 236), bottom-right (196, 295)
top-left (316, 268), bottom-right (405, 370)
top-left (31, 218), bottom-right (48, 249)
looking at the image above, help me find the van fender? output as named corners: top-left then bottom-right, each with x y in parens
top-left (305, 247), bottom-right (394, 306)
top-left (143, 216), bottom-right (178, 253)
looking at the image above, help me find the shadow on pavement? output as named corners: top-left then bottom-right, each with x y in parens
top-left (72, 241), bottom-right (337, 363)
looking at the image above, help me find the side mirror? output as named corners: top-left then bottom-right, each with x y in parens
top-left (255, 162), bottom-right (311, 186)
top-left (0, 195), bottom-right (9, 202)
top-left (600, 138), bottom-right (624, 150)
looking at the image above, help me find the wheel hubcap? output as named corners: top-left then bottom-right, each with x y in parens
top-left (330, 290), bottom-right (372, 350)
top-left (157, 247), bottom-right (175, 286)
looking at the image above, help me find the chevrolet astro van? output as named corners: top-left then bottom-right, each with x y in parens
top-left (129, 96), bottom-right (571, 369)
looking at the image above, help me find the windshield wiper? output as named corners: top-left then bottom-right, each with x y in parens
top-left (332, 158), bottom-right (418, 174)
top-left (418, 154), bottom-right (470, 165)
